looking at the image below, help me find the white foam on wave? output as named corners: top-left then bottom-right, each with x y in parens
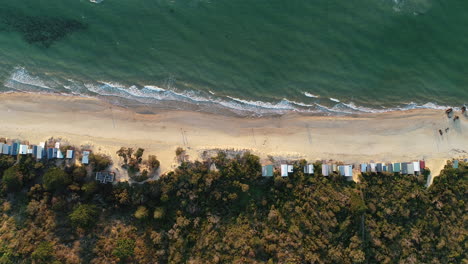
top-left (330, 97), bottom-right (340, 102)
top-left (143, 85), bottom-right (166, 92)
top-left (304, 92), bottom-right (319, 98)
top-left (4, 67), bottom-right (51, 90)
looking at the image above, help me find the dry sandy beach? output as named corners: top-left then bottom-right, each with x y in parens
top-left (0, 93), bottom-right (467, 182)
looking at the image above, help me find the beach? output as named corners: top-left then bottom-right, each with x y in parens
top-left (0, 92), bottom-right (466, 181)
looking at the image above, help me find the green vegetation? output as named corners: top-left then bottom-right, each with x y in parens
top-left (69, 204), bottom-right (98, 229)
top-left (0, 153), bottom-right (466, 263)
top-left (43, 167), bottom-right (71, 192)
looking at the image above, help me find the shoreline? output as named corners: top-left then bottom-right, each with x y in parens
top-left (0, 92), bottom-right (466, 181)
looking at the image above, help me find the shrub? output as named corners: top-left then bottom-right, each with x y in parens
top-left (112, 239), bottom-right (135, 260)
top-left (2, 166), bottom-right (23, 192)
top-left (134, 206), bottom-right (149, 220)
top-left (31, 242), bottom-right (54, 263)
top-left (43, 168), bottom-right (71, 192)
top-left (69, 204), bottom-right (98, 228)
top-left (89, 153), bottom-right (112, 171)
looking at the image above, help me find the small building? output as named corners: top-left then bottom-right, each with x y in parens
top-left (19, 144), bottom-right (28, 155)
top-left (66, 150), bottom-right (74, 159)
top-left (2, 144), bottom-right (11, 155)
top-left (401, 163), bottom-right (408, 174)
top-left (322, 164), bottom-right (329, 176)
top-left (453, 160), bottom-right (459, 169)
top-left (95, 171), bottom-right (115, 184)
top-left (56, 150), bottom-right (64, 159)
top-left (55, 142), bottom-right (60, 149)
top-left (36, 146), bottom-right (43, 160)
top-left (27, 148), bottom-right (33, 154)
top-left (419, 160), bottom-right (425, 171)
top-left (407, 163), bottom-right (415, 175)
top-left (360, 163), bottom-right (368, 173)
top-left (344, 165), bottom-right (353, 177)
top-left (280, 164), bottom-right (293, 177)
top-left (393, 163), bottom-right (401, 173)
top-left (39, 142), bottom-right (45, 148)
top-left (82, 151), bottom-right (90, 165)
top-left (47, 148), bottom-right (55, 159)
top-left (0, 143), bottom-right (3, 154)
top-left (370, 163), bottom-right (376, 173)
top-left (376, 163), bottom-right (383, 173)
top-left (413, 161), bottom-right (420, 174)
top-left (11, 142), bottom-right (19, 156)
top-left (387, 163), bottom-right (393, 173)
top-left (304, 164), bottom-right (314, 175)
top-left (338, 165), bottom-right (345, 176)
top-left (383, 165), bottom-right (388, 172)
top-left (262, 165), bottom-right (274, 177)
top-left (332, 164), bottom-right (338, 172)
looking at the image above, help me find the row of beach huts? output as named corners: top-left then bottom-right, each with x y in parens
top-left (0, 141), bottom-right (90, 165)
top-left (261, 160), bottom-right (430, 178)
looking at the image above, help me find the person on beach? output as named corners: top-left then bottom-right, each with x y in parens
top-left (439, 129), bottom-right (443, 136)
top-left (445, 108), bottom-right (453, 116)
top-left (454, 115), bottom-right (459, 121)
top-left (462, 106), bottom-right (466, 116)
top-left (445, 128), bottom-right (450, 133)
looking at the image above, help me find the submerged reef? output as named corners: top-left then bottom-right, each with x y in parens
top-left (0, 9), bottom-right (87, 47)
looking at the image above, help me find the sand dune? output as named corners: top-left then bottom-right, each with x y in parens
top-left (0, 93), bottom-right (466, 181)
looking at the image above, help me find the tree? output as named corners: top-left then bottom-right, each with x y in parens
top-left (43, 168), bottom-right (70, 192)
top-left (89, 153), bottom-right (112, 171)
top-left (134, 206), bottom-right (149, 220)
top-left (2, 166), bottom-right (23, 192)
top-left (135, 148), bottom-right (145, 163)
top-left (153, 207), bottom-right (165, 220)
top-left (112, 239), bottom-right (135, 261)
top-left (148, 155), bottom-right (160, 170)
top-left (116, 147), bottom-right (128, 164)
top-left (31, 242), bottom-right (54, 263)
top-left (72, 166), bottom-right (87, 182)
top-left (69, 204), bottom-right (98, 228)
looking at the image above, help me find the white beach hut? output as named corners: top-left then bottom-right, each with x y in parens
top-left (281, 164), bottom-right (289, 177)
top-left (19, 144), bottom-right (28, 155)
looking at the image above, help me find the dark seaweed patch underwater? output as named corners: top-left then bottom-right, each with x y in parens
top-left (0, 9), bottom-right (87, 48)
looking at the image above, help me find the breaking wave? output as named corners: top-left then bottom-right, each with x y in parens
top-left (1, 67), bottom-right (462, 116)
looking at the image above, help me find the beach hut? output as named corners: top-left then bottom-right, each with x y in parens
top-left (453, 160), bottom-right (459, 169)
top-left (27, 148), bottom-right (33, 154)
top-left (413, 161), bottom-right (420, 174)
top-left (262, 165), bottom-right (274, 177)
top-left (322, 164), bottom-right (329, 176)
top-left (0, 143), bottom-right (3, 155)
top-left (280, 165), bottom-right (288, 177)
top-left (387, 163), bottom-right (393, 173)
top-left (370, 163), bottom-right (376, 173)
top-left (82, 151), bottom-right (90, 165)
top-left (66, 150), bottom-right (74, 159)
top-left (57, 150), bottom-right (64, 159)
top-left (11, 142), bottom-right (19, 156)
top-left (19, 145), bottom-right (28, 155)
top-left (419, 160), bottom-right (425, 171)
top-left (47, 148), bottom-right (54, 159)
top-left (383, 165), bottom-right (388, 172)
top-left (401, 163), bottom-right (408, 174)
top-left (35, 146), bottom-right (43, 160)
top-left (407, 163), bottom-right (415, 175)
top-left (304, 164), bottom-right (314, 175)
top-left (338, 166), bottom-right (345, 176)
top-left (376, 163), bottom-right (383, 173)
top-left (393, 163), bottom-right (401, 173)
top-left (344, 165), bottom-right (353, 177)
top-left (55, 142), bottom-right (60, 149)
top-left (39, 142), bottom-right (45, 148)
top-left (2, 144), bottom-right (11, 155)
top-left (332, 164), bottom-right (338, 172)
top-left (360, 163), bottom-right (368, 173)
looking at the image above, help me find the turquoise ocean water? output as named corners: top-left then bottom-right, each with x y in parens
top-left (0, 0), bottom-right (467, 116)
